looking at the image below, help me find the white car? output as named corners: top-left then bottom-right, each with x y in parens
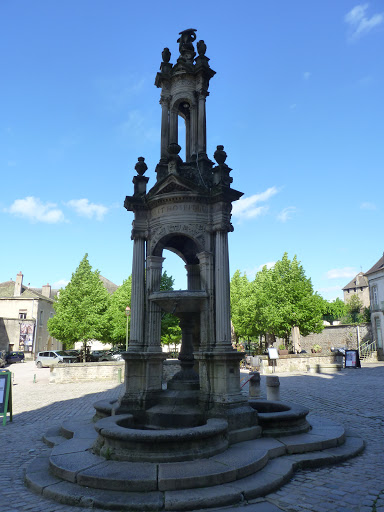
top-left (35, 350), bottom-right (78, 368)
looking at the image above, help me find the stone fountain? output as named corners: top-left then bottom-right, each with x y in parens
top-left (25, 30), bottom-right (364, 511)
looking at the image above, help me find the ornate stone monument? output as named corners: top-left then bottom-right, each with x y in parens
top-left (115, 27), bottom-right (257, 439)
top-left (25, 30), bottom-right (364, 511)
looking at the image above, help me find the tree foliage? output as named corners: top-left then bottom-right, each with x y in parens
top-left (47, 254), bottom-right (110, 349)
top-left (104, 276), bottom-right (132, 346)
top-left (322, 297), bottom-right (347, 325)
top-left (230, 253), bottom-right (324, 346)
top-left (160, 271), bottom-right (181, 347)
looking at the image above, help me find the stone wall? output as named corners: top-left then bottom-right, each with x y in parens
top-left (256, 353), bottom-right (345, 375)
top-left (298, 323), bottom-right (372, 353)
top-left (50, 359), bottom-right (182, 384)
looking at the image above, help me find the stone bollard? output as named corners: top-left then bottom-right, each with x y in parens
top-left (248, 371), bottom-right (261, 398)
top-left (266, 375), bottom-right (280, 401)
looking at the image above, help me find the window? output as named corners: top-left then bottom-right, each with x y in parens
top-left (372, 286), bottom-right (379, 306)
top-left (39, 310), bottom-right (44, 326)
top-left (19, 310), bottom-right (27, 319)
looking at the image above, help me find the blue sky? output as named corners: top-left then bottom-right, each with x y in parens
top-left (1, 1), bottom-right (383, 300)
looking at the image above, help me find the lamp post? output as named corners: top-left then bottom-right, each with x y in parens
top-left (125, 306), bottom-right (131, 351)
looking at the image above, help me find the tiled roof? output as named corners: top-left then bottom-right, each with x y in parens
top-left (342, 272), bottom-right (368, 291)
top-left (0, 281), bottom-right (54, 301)
top-left (99, 275), bottom-right (119, 294)
top-left (365, 254), bottom-right (384, 276)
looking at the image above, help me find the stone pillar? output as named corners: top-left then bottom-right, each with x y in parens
top-left (266, 376), bottom-right (280, 401)
top-left (146, 256), bottom-right (164, 352)
top-left (169, 109), bottom-right (178, 146)
top-left (185, 117), bottom-right (190, 161)
top-left (186, 263), bottom-right (201, 291)
top-left (160, 96), bottom-right (170, 160)
top-left (129, 236), bottom-right (146, 351)
top-left (197, 92), bottom-right (206, 155)
top-left (249, 372), bottom-right (261, 398)
top-left (214, 230), bottom-right (232, 349)
top-left (197, 251), bottom-right (214, 349)
top-left (292, 326), bottom-right (301, 354)
top-left (190, 104), bottom-right (197, 158)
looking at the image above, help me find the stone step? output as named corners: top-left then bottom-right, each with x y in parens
top-left (25, 433), bottom-right (364, 511)
top-left (46, 415), bottom-right (346, 494)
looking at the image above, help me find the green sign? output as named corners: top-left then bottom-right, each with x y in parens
top-left (0, 370), bottom-right (12, 426)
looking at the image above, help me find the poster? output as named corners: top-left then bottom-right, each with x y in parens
top-left (19, 323), bottom-right (34, 352)
top-left (345, 350), bottom-right (361, 368)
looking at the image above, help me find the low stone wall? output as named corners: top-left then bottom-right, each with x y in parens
top-left (50, 361), bottom-right (125, 384)
top-left (299, 323), bottom-right (372, 353)
top-left (50, 359), bottom-right (182, 384)
top-left (257, 353), bottom-right (345, 375)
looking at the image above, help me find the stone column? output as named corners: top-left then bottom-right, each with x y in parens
top-left (169, 109), bottom-right (178, 146)
top-left (186, 263), bottom-right (200, 291)
top-left (190, 103), bottom-right (197, 158)
top-left (160, 96), bottom-right (170, 160)
top-left (146, 256), bottom-right (164, 352)
top-left (128, 236), bottom-right (146, 352)
top-left (214, 230), bottom-right (232, 349)
top-left (197, 251), bottom-right (214, 349)
top-left (197, 92), bottom-right (207, 155)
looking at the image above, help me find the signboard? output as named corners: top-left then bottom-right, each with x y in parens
top-left (345, 350), bottom-right (361, 369)
top-left (268, 348), bottom-right (279, 360)
top-left (19, 323), bottom-right (34, 352)
top-left (0, 370), bottom-right (12, 425)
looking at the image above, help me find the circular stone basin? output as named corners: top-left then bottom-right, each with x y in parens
top-left (93, 414), bottom-right (229, 462)
top-left (248, 399), bottom-right (310, 437)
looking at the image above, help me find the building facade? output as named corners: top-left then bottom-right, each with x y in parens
top-left (365, 254), bottom-right (384, 360)
top-left (0, 272), bottom-right (61, 357)
top-left (342, 272), bottom-right (370, 308)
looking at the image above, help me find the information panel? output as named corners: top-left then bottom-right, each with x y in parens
top-left (345, 350), bottom-right (361, 369)
top-left (0, 370), bottom-right (12, 425)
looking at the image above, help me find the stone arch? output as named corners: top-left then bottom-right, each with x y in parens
top-left (152, 232), bottom-right (202, 265)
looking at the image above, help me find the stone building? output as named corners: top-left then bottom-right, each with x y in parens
top-left (365, 253), bottom-right (384, 360)
top-left (0, 272), bottom-right (60, 357)
top-left (342, 271), bottom-right (370, 308)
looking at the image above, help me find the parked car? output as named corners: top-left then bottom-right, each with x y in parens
top-left (35, 350), bottom-right (78, 368)
top-left (0, 350), bottom-right (6, 368)
top-left (6, 351), bottom-right (25, 364)
top-left (96, 349), bottom-right (124, 362)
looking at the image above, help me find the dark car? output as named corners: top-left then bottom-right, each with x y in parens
top-left (6, 351), bottom-right (25, 364)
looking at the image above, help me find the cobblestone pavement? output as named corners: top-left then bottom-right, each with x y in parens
top-left (1, 361), bottom-right (383, 512)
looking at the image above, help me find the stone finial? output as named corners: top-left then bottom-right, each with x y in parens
top-left (177, 28), bottom-right (197, 53)
top-left (162, 47), bottom-right (171, 63)
top-left (167, 142), bottom-right (181, 156)
top-left (135, 157), bottom-right (148, 176)
top-left (197, 40), bottom-right (207, 56)
top-left (213, 145), bottom-right (227, 166)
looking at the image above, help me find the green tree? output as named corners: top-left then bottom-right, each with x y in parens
top-left (322, 298), bottom-right (347, 325)
top-left (104, 276), bottom-right (132, 347)
top-left (47, 254), bottom-right (110, 354)
top-left (258, 254), bottom-right (324, 343)
top-left (346, 294), bottom-right (364, 323)
top-left (160, 271), bottom-right (181, 349)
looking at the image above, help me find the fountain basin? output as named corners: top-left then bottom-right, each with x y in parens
top-left (93, 415), bottom-right (229, 462)
top-left (249, 400), bottom-right (310, 437)
top-left (149, 290), bottom-right (208, 313)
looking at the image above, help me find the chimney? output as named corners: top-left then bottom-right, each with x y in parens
top-left (14, 272), bottom-right (23, 296)
top-left (42, 283), bottom-right (51, 299)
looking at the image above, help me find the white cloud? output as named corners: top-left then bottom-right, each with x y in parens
top-left (345, 4), bottom-right (383, 40)
top-left (66, 199), bottom-right (108, 220)
top-left (326, 267), bottom-right (358, 280)
top-left (52, 279), bottom-right (69, 289)
top-left (6, 196), bottom-right (65, 223)
top-left (303, 71), bottom-right (311, 80)
top-left (317, 285), bottom-right (344, 293)
top-left (360, 201), bottom-right (377, 210)
top-left (277, 206), bottom-right (297, 222)
top-left (232, 187), bottom-right (278, 220)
